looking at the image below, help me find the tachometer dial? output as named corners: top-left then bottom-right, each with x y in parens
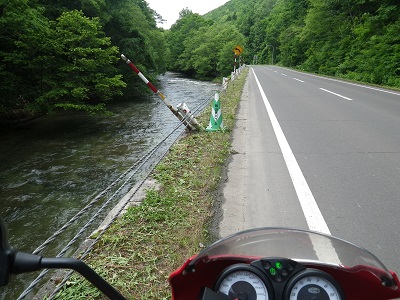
top-left (215, 264), bottom-right (272, 300)
top-left (285, 269), bottom-right (344, 300)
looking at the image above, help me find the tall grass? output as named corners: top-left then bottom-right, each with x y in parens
top-left (53, 69), bottom-right (248, 299)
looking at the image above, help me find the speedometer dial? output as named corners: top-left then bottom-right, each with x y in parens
top-left (285, 269), bottom-right (344, 300)
top-left (215, 264), bottom-right (272, 300)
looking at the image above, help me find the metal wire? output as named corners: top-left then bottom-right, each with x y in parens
top-left (18, 81), bottom-right (233, 299)
top-left (47, 116), bottom-right (188, 299)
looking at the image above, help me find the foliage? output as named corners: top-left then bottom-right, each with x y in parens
top-left (1, 0), bottom-right (399, 121)
top-left (52, 69), bottom-right (249, 300)
top-left (264, 0), bottom-right (309, 65)
top-left (102, 0), bottom-right (168, 95)
top-left (297, 0), bottom-right (400, 86)
top-left (0, 0), bottom-right (168, 122)
top-left (204, 0), bottom-right (276, 65)
top-left (205, 0), bottom-right (400, 88)
top-left (0, 0), bottom-right (50, 119)
top-left (166, 11), bottom-right (211, 75)
top-left (166, 10), bottom-right (245, 79)
top-left (48, 11), bottom-right (124, 113)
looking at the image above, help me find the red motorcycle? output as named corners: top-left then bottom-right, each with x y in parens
top-left (2, 217), bottom-right (400, 299)
top-left (169, 228), bottom-right (400, 300)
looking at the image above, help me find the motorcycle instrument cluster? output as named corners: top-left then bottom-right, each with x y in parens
top-left (215, 258), bottom-right (344, 300)
top-left (216, 264), bottom-right (273, 300)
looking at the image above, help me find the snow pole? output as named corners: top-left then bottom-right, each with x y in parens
top-left (120, 54), bottom-right (201, 131)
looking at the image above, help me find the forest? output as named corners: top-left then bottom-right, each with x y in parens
top-left (205, 0), bottom-right (399, 87)
top-left (1, 0), bottom-right (399, 124)
top-left (0, 0), bottom-right (169, 123)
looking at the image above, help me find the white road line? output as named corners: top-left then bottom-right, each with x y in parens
top-left (320, 88), bottom-right (353, 100)
top-left (281, 73), bottom-right (287, 76)
top-left (284, 67), bottom-right (400, 96)
top-left (293, 78), bottom-right (304, 83)
top-left (252, 68), bottom-right (331, 235)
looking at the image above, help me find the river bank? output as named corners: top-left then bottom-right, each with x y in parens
top-left (51, 68), bottom-right (249, 299)
top-left (0, 72), bottom-right (220, 300)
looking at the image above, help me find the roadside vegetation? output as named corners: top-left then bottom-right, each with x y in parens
top-left (3, 0), bottom-right (398, 296)
top-left (0, 0), bottom-right (167, 122)
top-left (52, 69), bottom-right (248, 299)
top-left (206, 0), bottom-right (400, 88)
top-left (2, 0), bottom-right (398, 124)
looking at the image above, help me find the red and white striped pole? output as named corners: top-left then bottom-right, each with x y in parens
top-left (121, 54), bottom-right (200, 131)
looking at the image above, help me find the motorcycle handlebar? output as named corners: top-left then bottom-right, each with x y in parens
top-left (0, 217), bottom-right (127, 300)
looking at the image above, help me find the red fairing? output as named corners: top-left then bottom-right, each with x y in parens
top-left (169, 256), bottom-right (196, 300)
top-left (169, 255), bottom-right (243, 300)
top-left (169, 255), bottom-right (400, 300)
top-left (320, 266), bottom-right (400, 300)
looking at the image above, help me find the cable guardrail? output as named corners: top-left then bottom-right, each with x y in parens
top-left (47, 112), bottom-right (193, 299)
top-left (18, 123), bottom-right (185, 299)
top-left (18, 70), bottom-right (246, 298)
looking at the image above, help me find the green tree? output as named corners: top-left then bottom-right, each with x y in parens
top-left (340, 2), bottom-right (400, 86)
top-left (35, 0), bottom-right (107, 19)
top-left (300, 0), bottom-right (343, 73)
top-left (166, 10), bottom-right (211, 73)
top-left (167, 10), bottom-right (245, 78)
top-left (299, 0), bottom-right (400, 85)
top-left (264, 0), bottom-right (309, 66)
top-left (203, 0), bottom-right (400, 88)
top-left (103, 0), bottom-right (168, 95)
top-left (0, 0), bottom-right (53, 120)
top-left (0, 2), bottom-right (125, 120)
top-left (0, 0), bottom-right (171, 121)
top-left (186, 23), bottom-right (245, 78)
top-left (46, 10), bottom-right (125, 114)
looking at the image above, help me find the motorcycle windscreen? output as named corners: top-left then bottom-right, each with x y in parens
top-left (187, 227), bottom-right (394, 284)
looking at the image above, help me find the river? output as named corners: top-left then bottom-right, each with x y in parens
top-left (0, 72), bottom-right (220, 299)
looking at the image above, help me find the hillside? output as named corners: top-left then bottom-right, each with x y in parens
top-left (203, 0), bottom-right (400, 88)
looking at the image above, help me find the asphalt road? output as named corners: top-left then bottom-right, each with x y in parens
top-left (218, 65), bottom-right (400, 274)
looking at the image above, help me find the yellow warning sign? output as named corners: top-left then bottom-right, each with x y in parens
top-left (233, 45), bottom-right (243, 56)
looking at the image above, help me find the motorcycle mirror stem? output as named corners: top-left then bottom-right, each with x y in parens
top-left (0, 217), bottom-right (12, 287)
top-left (0, 217), bottom-right (127, 300)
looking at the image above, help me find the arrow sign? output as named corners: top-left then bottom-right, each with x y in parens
top-left (233, 45), bottom-right (243, 56)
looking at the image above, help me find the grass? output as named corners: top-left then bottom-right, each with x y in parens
top-left (52, 68), bottom-right (249, 300)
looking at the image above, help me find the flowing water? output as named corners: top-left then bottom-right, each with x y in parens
top-left (0, 72), bottom-right (220, 299)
